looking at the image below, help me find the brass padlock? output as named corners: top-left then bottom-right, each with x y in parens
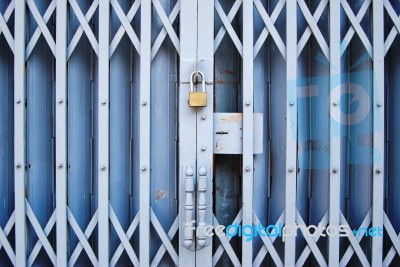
top-left (189, 71), bottom-right (207, 107)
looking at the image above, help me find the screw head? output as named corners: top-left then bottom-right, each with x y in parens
top-left (201, 146), bottom-right (206, 151)
top-left (201, 115), bottom-right (206, 120)
top-left (100, 166), bottom-right (106, 171)
top-left (245, 101), bottom-right (251, 106)
top-left (288, 168), bottom-right (294, 173)
top-left (376, 168), bottom-right (382, 174)
top-left (333, 102), bottom-right (338, 107)
top-left (332, 168), bottom-right (338, 173)
top-left (377, 102), bottom-right (382, 107)
top-left (142, 101), bottom-right (147, 106)
top-left (101, 100), bottom-right (107, 105)
top-left (245, 166), bottom-right (251, 172)
top-left (58, 98), bottom-right (64, 104)
top-left (16, 164), bottom-right (22, 169)
top-left (58, 164), bottom-right (63, 169)
top-left (141, 167), bottom-right (147, 171)
top-left (289, 102), bottom-right (294, 106)
top-left (16, 99), bottom-right (21, 104)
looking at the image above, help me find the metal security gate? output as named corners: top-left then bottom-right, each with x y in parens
top-left (1, 0), bottom-right (400, 266)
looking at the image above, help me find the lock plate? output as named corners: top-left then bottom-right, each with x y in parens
top-left (189, 92), bottom-right (207, 107)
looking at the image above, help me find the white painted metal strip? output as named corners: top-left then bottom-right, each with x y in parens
top-left (55, 0), bottom-right (68, 265)
top-left (372, 0), bottom-right (385, 265)
top-left (329, 0), bottom-right (341, 265)
top-left (98, 0), bottom-right (110, 265)
top-left (14, 0), bottom-right (27, 265)
top-left (196, 0), bottom-right (214, 265)
top-left (242, 0), bottom-right (253, 265)
top-left (179, 0), bottom-right (197, 265)
top-left (285, 0), bottom-right (297, 264)
top-left (139, 0), bottom-right (151, 265)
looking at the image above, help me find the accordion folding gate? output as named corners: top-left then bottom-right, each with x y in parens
top-left (0, 0), bottom-right (400, 266)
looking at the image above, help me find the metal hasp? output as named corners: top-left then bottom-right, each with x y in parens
top-left (213, 113), bottom-right (263, 154)
top-left (189, 71), bottom-right (207, 107)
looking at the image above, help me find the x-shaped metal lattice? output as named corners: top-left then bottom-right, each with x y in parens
top-left (253, 0), bottom-right (286, 60)
top-left (212, 209), bottom-right (242, 266)
top-left (67, 0), bottom-right (99, 59)
top-left (25, 201), bottom-right (56, 266)
top-left (383, 212), bottom-right (400, 266)
top-left (340, 0), bottom-right (372, 58)
top-left (109, 205), bottom-right (139, 266)
top-left (297, 0), bottom-right (329, 59)
top-left (253, 211), bottom-right (284, 267)
top-left (0, 0), bottom-right (14, 53)
top-left (25, 0), bottom-right (55, 59)
top-left (0, 212), bottom-right (15, 265)
top-left (214, 0), bottom-right (243, 56)
top-left (151, 0), bottom-right (180, 60)
top-left (67, 208), bottom-right (98, 266)
top-left (384, 0), bottom-right (400, 55)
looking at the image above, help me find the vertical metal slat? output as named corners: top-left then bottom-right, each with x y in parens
top-left (139, 0), bottom-right (151, 265)
top-left (285, 0), bottom-right (297, 264)
top-left (14, 0), bottom-right (27, 266)
top-left (56, 0), bottom-right (68, 265)
top-left (98, 0), bottom-right (110, 265)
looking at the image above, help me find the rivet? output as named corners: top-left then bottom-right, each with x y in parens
top-left (141, 167), bottom-right (147, 171)
top-left (376, 168), bottom-right (382, 174)
top-left (100, 166), bottom-right (106, 171)
top-left (377, 102), bottom-right (382, 107)
top-left (289, 102), bottom-right (294, 106)
top-left (58, 164), bottom-right (63, 169)
top-left (201, 146), bottom-right (206, 151)
top-left (142, 101), bottom-right (147, 106)
top-left (58, 98), bottom-right (64, 104)
top-left (101, 100), bottom-right (107, 105)
top-left (332, 168), bottom-right (338, 173)
top-left (16, 164), bottom-right (22, 169)
top-left (201, 115), bottom-right (206, 120)
top-left (16, 99), bottom-right (21, 104)
top-left (333, 102), bottom-right (337, 107)
top-left (245, 166), bottom-right (251, 172)
top-left (245, 101), bottom-right (251, 106)
top-left (288, 168), bottom-right (294, 173)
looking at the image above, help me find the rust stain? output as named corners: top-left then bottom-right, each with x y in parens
top-left (220, 113), bottom-right (242, 122)
top-left (155, 190), bottom-right (168, 201)
top-left (220, 69), bottom-right (236, 75)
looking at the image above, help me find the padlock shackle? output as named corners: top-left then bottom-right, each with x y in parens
top-left (190, 71), bottom-right (206, 93)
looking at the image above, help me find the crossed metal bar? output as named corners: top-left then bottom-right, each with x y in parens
top-left (0, 212), bottom-right (16, 265)
top-left (0, 0), bottom-right (15, 53)
top-left (384, 0), bottom-right (400, 55)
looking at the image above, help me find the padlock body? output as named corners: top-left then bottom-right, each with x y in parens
top-left (189, 92), bottom-right (207, 107)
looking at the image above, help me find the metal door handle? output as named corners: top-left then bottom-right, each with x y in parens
top-left (184, 166), bottom-right (195, 248)
top-left (197, 166), bottom-right (208, 248)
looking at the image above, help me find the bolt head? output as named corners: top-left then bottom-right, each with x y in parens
top-left (332, 168), bottom-right (338, 173)
top-left (16, 99), bottom-right (21, 104)
top-left (101, 100), bottom-right (107, 105)
top-left (376, 168), bottom-right (382, 174)
top-left (377, 102), bottom-right (382, 107)
top-left (288, 168), bottom-right (294, 173)
top-left (58, 99), bottom-right (64, 104)
top-left (141, 167), bottom-right (147, 171)
top-left (58, 164), bottom-right (63, 169)
top-left (201, 115), bottom-right (206, 120)
top-left (245, 101), bottom-right (251, 106)
top-left (16, 164), bottom-right (22, 169)
top-left (333, 102), bottom-right (338, 106)
top-left (289, 102), bottom-right (294, 106)
top-left (142, 101), bottom-right (147, 106)
top-left (100, 166), bottom-right (106, 171)
top-left (201, 146), bottom-right (206, 151)
top-left (245, 166), bottom-right (251, 172)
